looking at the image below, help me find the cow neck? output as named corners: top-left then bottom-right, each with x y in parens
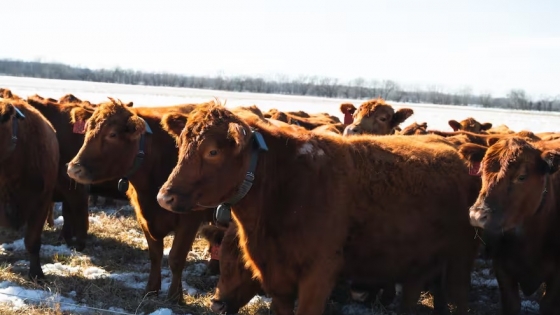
top-left (0, 107), bottom-right (25, 162)
top-left (117, 117), bottom-right (153, 193)
top-left (214, 128), bottom-right (268, 226)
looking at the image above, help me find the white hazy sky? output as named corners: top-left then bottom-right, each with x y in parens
top-left (2, 0), bottom-right (559, 98)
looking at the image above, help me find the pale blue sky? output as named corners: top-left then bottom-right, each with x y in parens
top-left (2, 0), bottom-right (559, 98)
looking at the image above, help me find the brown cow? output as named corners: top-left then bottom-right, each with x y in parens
top-left (65, 98), bottom-right (214, 302)
top-left (398, 122), bottom-right (428, 135)
top-left (448, 117), bottom-right (493, 133)
top-left (343, 98), bottom-right (414, 136)
top-left (0, 98), bottom-right (59, 280)
top-left (26, 95), bottom-right (129, 251)
top-left (156, 103), bottom-right (480, 315)
top-left (264, 108), bottom-right (340, 130)
top-left (457, 137), bottom-right (560, 314)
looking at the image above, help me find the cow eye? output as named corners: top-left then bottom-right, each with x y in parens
top-left (209, 150), bottom-right (218, 157)
top-left (109, 132), bottom-right (117, 138)
top-left (379, 117), bottom-right (387, 122)
top-left (517, 174), bottom-right (527, 181)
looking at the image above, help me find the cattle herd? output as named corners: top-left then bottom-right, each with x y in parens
top-left (1, 86), bottom-right (560, 315)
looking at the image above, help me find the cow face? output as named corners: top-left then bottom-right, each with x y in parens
top-left (458, 137), bottom-right (560, 233)
top-left (343, 99), bottom-right (413, 136)
top-left (66, 98), bottom-right (147, 184)
top-left (399, 122), bottom-right (428, 135)
top-left (202, 224), bottom-right (263, 314)
top-left (448, 117), bottom-right (492, 133)
top-left (157, 104), bottom-right (254, 213)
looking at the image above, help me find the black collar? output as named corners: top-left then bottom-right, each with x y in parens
top-left (117, 117), bottom-right (153, 192)
top-left (215, 129), bottom-right (268, 226)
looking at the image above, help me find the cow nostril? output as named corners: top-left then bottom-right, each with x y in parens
top-left (210, 299), bottom-right (227, 313)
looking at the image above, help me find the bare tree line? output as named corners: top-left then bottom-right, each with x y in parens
top-left (0, 59), bottom-right (558, 111)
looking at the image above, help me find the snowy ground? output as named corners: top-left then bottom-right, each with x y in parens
top-left (1, 75), bottom-right (559, 134)
top-left (0, 75), bottom-right (552, 314)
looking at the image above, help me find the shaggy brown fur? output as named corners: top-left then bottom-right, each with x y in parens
top-left (0, 88), bottom-right (22, 100)
top-left (264, 108), bottom-right (340, 130)
top-left (156, 103), bottom-right (481, 315)
top-left (0, 98), bottom-right (59, 280)
top-left (66, 98), bottom-right (215, 303)
top-left (343, 98), bottom-right (414, 136)
top-left (457, 137), bottom-right (560, 314)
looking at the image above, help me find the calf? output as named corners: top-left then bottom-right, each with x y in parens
top-left (0, 98), bottom-right (59, 280)
top-left (458, 137), bottom-right (560, 315)
top-left (343, 98), bottom-right (414, 136)
top-left (65, 98), bottom-right (214, 302)
top-left (156, 103), bottom-right (481, 315)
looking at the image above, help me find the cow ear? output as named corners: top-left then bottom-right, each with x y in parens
top-left (448, 120), bottom-right (461, 131)
top-left (69, 106), bottom-right (93, 124)
top-left (391, 108), bottom-right (413, 126)
top-left (0, 102), bottom-right (15, 123)
top-left (458, 143), bottom-right (488, 165)
top-left (541, 150), bottom-right (560, 174)
top-left (161, 112), bottom-right (188, 140)
top-left (480, 122), bottom-right (493, 131)
top-left (127, 115), bottom-right (146, 140)
top-left (340, 103), bottom-right (356, 115)
top-left (228, 122), bottom-right (249, 154)
top-left (125, 101), bottom-right (134, 107)
top-left (487, 136), bottom-right (501, 147)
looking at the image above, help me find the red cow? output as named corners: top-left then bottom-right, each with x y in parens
top-left (156, 103), bottom-right (481, 315)
top-left (0, 98), bottom-right (59, 280)
top-left (65, 98), bottom-right (214, 302)
top-left (458, 137), bottom-right (560, 315)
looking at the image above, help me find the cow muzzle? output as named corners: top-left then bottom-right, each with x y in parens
top-left (343, 125), bottom-right (361, 136)
top-left (469, 204), bottom-right (492, 229)
top-left (66, 162), bottom-right (93, 184)
top-left (210, 298), bottom-right (234, 314)
top-left (156, 188), bottom-right (192, 213)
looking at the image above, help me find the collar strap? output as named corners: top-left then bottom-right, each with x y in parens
top-left (1, 107), bottom-right (25, 161)
top-left (535, 173), bottom-right (549, 215)
top-left (117, 117), bottom-right (153, 192)
top-left (215, 129), bottom-right (268, 225)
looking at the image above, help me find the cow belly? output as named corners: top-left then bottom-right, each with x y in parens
top-left (0, 200), bottom-right (20, 229)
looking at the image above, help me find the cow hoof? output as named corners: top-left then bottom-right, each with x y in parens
top-left (166, 292), bottom-right (184, 304)
top-left (28, 271), bottom-right (46, 283)
top-left (350, 289), bottom-right (369, 302)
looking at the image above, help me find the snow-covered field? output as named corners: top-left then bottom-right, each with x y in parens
top-left (0, 75), bottom-right (551, 314)
top-left (1, 75), bottom-right (559, 133)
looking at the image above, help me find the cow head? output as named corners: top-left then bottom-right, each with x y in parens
top-left (343, 98), bottom-right (413, 136)
top-left (66, 98), bottom-right (149, 185)
top-left (458, 137), bottom-right (560, 233)
top-left (157, 103), bottom-right (258, 213)
top-left (399, 122), bottom-right (428, 135)
top-left (59, 94), bottom-right (82, 104)
top-left (448, 117), bottom-right (492, 133)
top-left (0, 100), bottom-right (25, 160)
top-left (203, 224), bottom-right (263, 314)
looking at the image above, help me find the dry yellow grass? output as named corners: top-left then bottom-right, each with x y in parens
top-left (0, 203), bottom-right (543, 315)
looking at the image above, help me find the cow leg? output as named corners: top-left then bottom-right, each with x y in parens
top-left (398, 281), bottom-right (423, 315)
top-left (143, 228), bottom-right (164, 295)
top-left (443, 254), bottom-right (475, 315)
top-left (167, 215), bottom-right (202, 303)
top-left (45, 203), bottom-right (55, 228)
top-left (541, 270), bottom-right (560, 315)
top-left (270, 295), bottom-right (296, 315)
top-left (294, 265), bottom-right (340, 315)
top-left (60, 193), bottom-right (89, 252)
top-left (494, 261), bottom-right (521, 315)
top-left (25, 202), bottom-right (50, 281)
